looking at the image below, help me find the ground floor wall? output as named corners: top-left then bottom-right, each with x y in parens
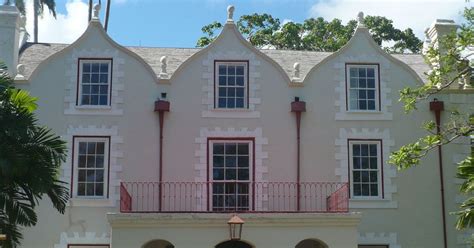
top-left (107, 213), bottom-right (360, 248)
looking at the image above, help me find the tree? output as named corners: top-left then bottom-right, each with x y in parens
top-left (2, 0), bottom-right (57, 43)
top-left (389, 7), bottom-right (473, 231)
top-left (0, 62), bottom-right (69, 248)
top-left (196, 13), bottom-right (422, 53)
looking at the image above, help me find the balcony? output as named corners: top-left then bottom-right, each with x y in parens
top-left (120, 181), bottom-right (349, 213)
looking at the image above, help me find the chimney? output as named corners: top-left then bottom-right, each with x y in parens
top-left (0, 5), bottom-right (20, 76)
top-left (423, 19), bottom-right (457, 55)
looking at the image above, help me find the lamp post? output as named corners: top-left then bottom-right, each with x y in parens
top-left (227, 215), bottom-right (244, 240)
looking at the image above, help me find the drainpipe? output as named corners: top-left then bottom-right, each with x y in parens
top-left (429, 98), bottom-right (447, 248)
top-left (154, 93), bottom-right (170, 212)
top-left (291, 97), bottom-right (306, 211)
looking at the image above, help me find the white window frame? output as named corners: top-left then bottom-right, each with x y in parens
top-left (349, 140), bottom-right (383, 200)
top-left (209, 140), bottom-right (253, 211)
top-left (72, 137), bottom-right (110, 199)
top-left (77, 59), bottom-right (112, 108)
top-left (346, 64), bottom-right (380, 112)
top-left (214, 61), bottom-right (249, 110)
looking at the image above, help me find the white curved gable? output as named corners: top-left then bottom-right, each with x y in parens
top-left (28, 19), bottom-right (159, 83)
top-left (170, 21), bottom-right (291, 84)
top-left (303, 25), bottom-right (425, 85)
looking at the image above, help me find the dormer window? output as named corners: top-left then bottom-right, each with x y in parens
top-left (77, 59), bottom-right (112, 106)
top-left (346, 64), bottom-right (379, 111)
top-left (215, 61), bottom-right (248, 109)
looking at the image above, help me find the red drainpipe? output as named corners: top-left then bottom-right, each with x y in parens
top-left (154, 96), bottom-right (170, 212)
top-left (430, 99), bottom-right (447, 248)
top-left (291, 97), bottom-right (306, 211)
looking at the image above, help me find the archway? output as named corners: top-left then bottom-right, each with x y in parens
top-left (295, 239), bottom-right (328, 248)
top-left (142, 239), bottom-right (175, 248)
top-left (215, 240), bottom-right (253, 248)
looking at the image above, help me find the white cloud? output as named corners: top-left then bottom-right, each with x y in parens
top-left (309, 0), bottom-right (469, 39)
top-left (25, 0), bottom-right (89, 44)
top-left (282, 19), bottom-right (294, 25)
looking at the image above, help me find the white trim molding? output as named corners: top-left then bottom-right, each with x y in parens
top-left (358, 232), bottom-right (401, 248)
top-left (335, 128), bottom-right (397, 208)
top-left (63, 125), bottom-right (123, 207)
top-left (201, 51), bottom-right (261, 118)
top-left (54, 232), bottom-right (110, 248)
top-left (333, 55), bottom-right (393, 121)
top-left (194, 127), bottom-right (268, 210)
top-left (64, 48), bottom-right (125, 115)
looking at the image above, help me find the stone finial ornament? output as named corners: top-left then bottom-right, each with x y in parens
top-left (93, 3), bottom-right (101, 19)
top-left (293, 62), bottom-right (300, 79)
top-left (227, 5), bottom-right (235, 22)
top-left (160, 56), bottom-right (168, 74)
top-left (15, 64), bottom-right (25, 80)
top-left (159, 56), bottom-right (169, 79)
top-left (19, 14), bottom-right (26, 29)
top-left (422, 27), bottom-right (432, 55)
top-left (357, 11), bottom-right (364, 26)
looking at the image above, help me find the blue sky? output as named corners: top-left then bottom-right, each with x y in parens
top-left (24, 0), bottom-right (470, 48)
top-left (103, 0), bottom-right (315, 48)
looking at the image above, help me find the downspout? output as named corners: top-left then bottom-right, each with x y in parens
top-left (291, 97), bottom-right (306, 211)
top-left (430, 98), bottom-right (447, 248)
top-left (154, 93), bottom-right (170, 212)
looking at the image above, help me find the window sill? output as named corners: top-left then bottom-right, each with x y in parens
top-left (69, 198), bottom-right (115, 207)
top-left (349, 198), bottom-right (397, 209)
top-left (75, 105), bottom-right (112, 110)
top-left (335, 111), bottom-right (392, 121)
top-left (202, 109), bottom-right (260, 118)
top-left (65, 107), bottom-right (123, 116)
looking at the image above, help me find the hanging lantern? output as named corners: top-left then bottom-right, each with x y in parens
top-left (227, 215), bottom-right (244, 240)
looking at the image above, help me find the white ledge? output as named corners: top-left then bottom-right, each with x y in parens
top-left (69, 198), bottom-right (115, 207)
top-left (349, 199), bottom-right (398, 209)
top-left (335, 112), bottom-right (393, 121)
top-left (65, 108), bottom-right (123, 116)
top-left (202, 110), bottom-right (260, 118)
top-left (107, 212), bottom-right (362, 228)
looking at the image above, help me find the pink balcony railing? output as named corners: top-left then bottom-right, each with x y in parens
top-left (120, 181), bottom-right (349, 213)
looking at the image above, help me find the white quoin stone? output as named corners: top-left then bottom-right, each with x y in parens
top-left (0, 5), bottom-right (20, 76)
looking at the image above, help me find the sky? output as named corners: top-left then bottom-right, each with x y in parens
top-left (23, 0), bottom-right (472, 48)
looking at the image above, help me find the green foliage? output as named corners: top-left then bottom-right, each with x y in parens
top-left (196, 13), bottom-right (422, 53)
top-left (390, 6), bottom-right (474, 232)
top-left (3, 0), bottom-right (57, 17)
top-left (0, 62), bottom-right (68, 247)
top-left (456, 156), bottom-right (474, 229)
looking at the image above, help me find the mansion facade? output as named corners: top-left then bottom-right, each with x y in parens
top-left (0, 4), bottom-right (473, 248)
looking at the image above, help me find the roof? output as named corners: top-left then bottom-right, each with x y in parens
top-left (18, 42), bottom-right (429, 82)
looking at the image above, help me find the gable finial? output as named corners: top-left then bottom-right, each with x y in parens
top-left (227, 5), bottom-right (235, 22)
top-left (159, 56), bottom-right (169, 79)
top-left (357, 11), bottom-right (364, 26)
top-left (93, 3), bottom-right (101, 20)
top-left (293, 62), bottom-right (300, 79)
top-left (160, 56), bottom-right (168, 74)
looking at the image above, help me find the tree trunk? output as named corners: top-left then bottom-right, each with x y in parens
top-left (104, 0), bottom-right (111, 31)
top-left (34, 0), bottom-right (38, 43)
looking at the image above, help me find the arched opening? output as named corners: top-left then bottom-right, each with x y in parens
top-left (215, 240), bottom-right (253, 248)
top-left (295, 239), bottom-right (328, 248)
top-left (142, 239), bottom-right (175, 248)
